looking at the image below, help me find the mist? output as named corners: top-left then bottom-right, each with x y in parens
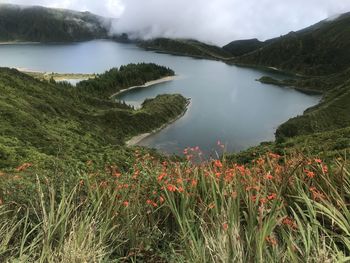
top-left (114, 0), bottom-right (350, 45)
top-left (2, 0), bottom-right (350, 45)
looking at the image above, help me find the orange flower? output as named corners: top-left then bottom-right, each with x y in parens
top-left (215, 172), bottom-right (222, 178)
top-left (191, 179), bottom-right (198, 187)
top-left (176, 178), bottom-right (183, 184)
top-left (146, 199), bottom-right (158, 207)
top-left (269, 153), bottom-right (281, 159)
top-left (282, 217), bottom-right (297, 229)
top-left (265, 236), bottom-right (278, 246)
top-left (304, 169), bottom-right (315, 178)
top-left (260, 198), bottom-right (267, 204)
top-left (314, 158), bottom-right (322, 164)
top-left (256, 158), bottom-right (265, 166)
top-left (132, 170), bottom-right (140, 179)
top-left (222, 223), bottom-right (229, 231)
top-left (15, 163), bottom-right (32, 172)
top-left (265, 173), bottom-right (273, 180)
top-left (322, 165), bottom-right (328, 174)
top-left (214, 160), bottom-right (223, 168)
top-left (159, 196), bottom-right (165, 203)
top-left (158, 173), bottom-right (167, 182)
top-left (122, 201), bottom-right (129, 207)
top-left (309, 187), bottom-right (325, 200)
top-left (114, 172), bottom-right (122, 177)
top-left (267, 193), bottom-right (277, 200)
top-left (167, 184), bottom-right (177, 192)
top-left (236, 165), bottom-right (246, 175)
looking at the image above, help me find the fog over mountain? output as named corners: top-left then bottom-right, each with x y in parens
top-left (2, 0), bottom-right (350, 45)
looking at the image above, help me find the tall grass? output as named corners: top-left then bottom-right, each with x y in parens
top-left (0, 150), bottom-right (349, 262)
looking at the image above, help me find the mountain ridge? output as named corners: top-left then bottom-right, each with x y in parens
top-left (0, 3), bottom-right (114, 42)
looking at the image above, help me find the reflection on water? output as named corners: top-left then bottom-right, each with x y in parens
top-left (0, 40), bottom-right (321, 156)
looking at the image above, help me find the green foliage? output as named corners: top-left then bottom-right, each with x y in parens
top-left (0, 153), bottom-right (349, 262)
top-left (0, 65), bottom-right (187, 172)
top-left (223, 38), bottom-right (265, 56)
top-left (276, 78), bottom-right (350, 139)
top-left (230, 127), bottom-right (350, 164)
top-left (233, 12), bottom-right (350, 76)
top-left (77, 63), bottom-right (174, 98)
top-left (139, 38), bottom-right (232, 60)
top-left (0, 4), bottom-right (109, 42)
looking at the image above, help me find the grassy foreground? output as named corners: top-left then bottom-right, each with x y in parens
top-left (0, 150), bottom-right (349, 262)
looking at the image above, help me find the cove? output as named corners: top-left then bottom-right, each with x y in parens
top-left (0, 40), bottom-right (321, 156)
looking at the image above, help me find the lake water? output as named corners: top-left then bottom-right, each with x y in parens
top-left (0, 40), bottom-right (320, 156)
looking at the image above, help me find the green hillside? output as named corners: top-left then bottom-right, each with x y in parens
top-left (139, 38), bottom-right (232, 60)
top-left (1, 7), bottom-right (350, 262)
top-left (221, 13), bottom-right (350, 146)
top-left (223, 38), bottom-right (265, 56)
top-left (0, 64), bottom-right (187, 171)
top-left (0, 4), bottom-right (111, 42)
top-left (232, 12), bottom-right (350, 76)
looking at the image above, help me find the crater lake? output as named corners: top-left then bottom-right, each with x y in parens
top-left (0, 40), bottom-right (320, 157)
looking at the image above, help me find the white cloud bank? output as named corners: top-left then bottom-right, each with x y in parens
top-left (1, 0), bottom-right (350, 45)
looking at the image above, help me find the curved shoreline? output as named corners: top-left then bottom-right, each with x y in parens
top-left (110, 75), bottom-right (176, 99)
top-left (16, 67), bottom-right (95, 81)
top-left (126, 99), bottom-right (191, 146)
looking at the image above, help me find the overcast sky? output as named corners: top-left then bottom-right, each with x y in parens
top-left (2, 0), bottom-right (350, 45)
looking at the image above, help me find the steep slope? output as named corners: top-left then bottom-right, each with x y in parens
top-left (0, 4), bottom-right (112, 42)
top-left (0, 65), bottom-right (188, 170)
top-left (276, 76), bottom-right (350, 139)
top-left (222, 38), bottom-right (265, 56)
top-left (233, 12), bottom-right (350, 76)
top-left (222, 12), bottom-right (350, 145)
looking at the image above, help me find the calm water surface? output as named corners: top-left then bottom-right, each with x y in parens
top-left (0, 40), bottom-right (321, 156)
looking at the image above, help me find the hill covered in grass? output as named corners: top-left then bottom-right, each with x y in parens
top-left (223, 38), bottom-right (266, 56)
top-left (138, 38), bottom-right (232, 60)
top-left (0, 64), bottom-right (188, 172)
top-left (0, 4), bottom-right (112, 42)
top-left (231, 12), bottom-right (350, 76)
top-left (221, 12), bottom-right (350, 150)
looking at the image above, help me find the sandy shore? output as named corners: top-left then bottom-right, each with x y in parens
top-left (15, 67), bottom-right (95, 81)
top-left (110, 76), bottom-right (176, 99)
top-left (126, 99), bottom-right (191, 146)
top-left (0, 41), bottom-right (40, 45)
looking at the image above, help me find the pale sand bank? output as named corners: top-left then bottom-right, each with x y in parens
top-left (15, 67), bottom-right (95, 81)
top-left (0, 41), bottom-right (40, 45)
top-left (126, 99), bottom-right (191, 146)
top-left (110, 76), bottom-right (176, 99)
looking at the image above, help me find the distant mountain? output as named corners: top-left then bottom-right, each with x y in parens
top-left (231, 12), bottom-right (350, 75)
top-left (223, 38), bottom-right (266, 56)
top-left (0, 4), bottom-right (113, 42)
top-left (138, 38), bottom-right (232, 60)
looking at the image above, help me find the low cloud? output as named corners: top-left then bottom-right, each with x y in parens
top-left (114, 0), bottom-right (350, 45)
top-left (2, 0), bottom-right (350, 45)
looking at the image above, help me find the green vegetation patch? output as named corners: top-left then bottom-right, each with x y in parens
top-left (0, 64), bottom-right (187, 172)
top-left (139, 38), bottom-right (232, 60)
